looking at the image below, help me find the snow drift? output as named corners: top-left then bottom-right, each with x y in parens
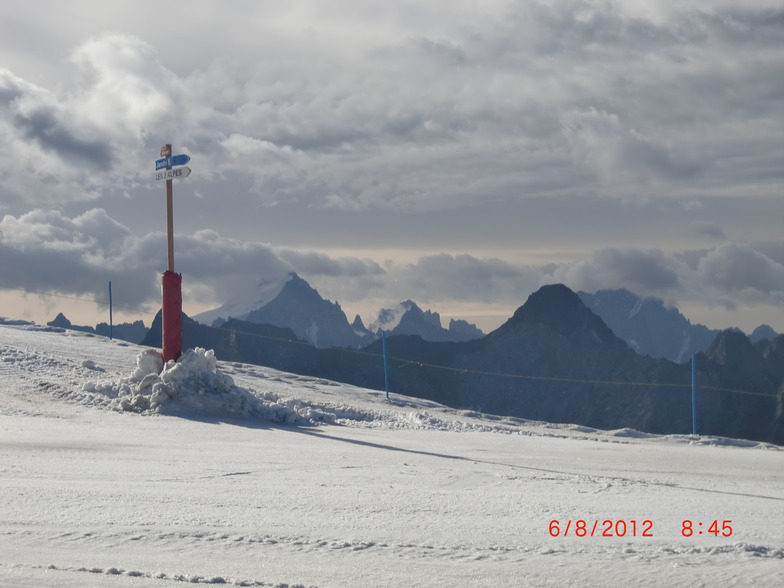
top-left (82, 347), bottom-right (335, 424)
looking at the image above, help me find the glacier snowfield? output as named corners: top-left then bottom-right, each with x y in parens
top-left (1, 321), bottom-right (782, 587)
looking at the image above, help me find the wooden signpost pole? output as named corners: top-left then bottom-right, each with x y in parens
top-left (165, 144), bottom-right (175, 272)
top-left (159, 144), bottom-right (183, 363)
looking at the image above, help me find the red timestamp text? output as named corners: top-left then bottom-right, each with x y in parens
top-left (549, 519), bottom-right (654, 538)
top-left (681, 520), bottom-right (733, 537)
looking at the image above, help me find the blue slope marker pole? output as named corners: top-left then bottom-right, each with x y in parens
top-left (382, 330), bottom-right (390, 402)
top-left (108, 281), bottom-right (113, 340)
top-left (691, 355), bottom-right (697, 436)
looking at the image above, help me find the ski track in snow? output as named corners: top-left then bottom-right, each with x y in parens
top-left (6, 530), bottom-right (782, 587)
top-left (1, 320), bottom-right (783, 587)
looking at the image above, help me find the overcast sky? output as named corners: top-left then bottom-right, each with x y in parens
top-left (1, 0), bottom-right (783, 335)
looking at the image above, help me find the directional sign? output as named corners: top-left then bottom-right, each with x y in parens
top-left (155, 167), bottom-right (192, 181)
top-left (155, 154), bottom-right (191, 170)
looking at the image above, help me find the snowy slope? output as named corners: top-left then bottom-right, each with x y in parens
top-left (1, 320), bottom-right (783, 587)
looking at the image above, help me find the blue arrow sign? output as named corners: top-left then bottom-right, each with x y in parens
top-left (155, 154), bottom-right (191, 170)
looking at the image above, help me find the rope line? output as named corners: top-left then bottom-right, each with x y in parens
top-left (0, 283), bottom-right (778, 400)
top-left (206, 322), bottom-right (778, 400)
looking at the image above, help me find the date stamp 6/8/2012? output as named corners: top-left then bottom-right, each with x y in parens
top-left (548, 519), bottom-right (733, 538)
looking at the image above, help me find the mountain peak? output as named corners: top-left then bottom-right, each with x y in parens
top-left (510, 283), bottom-right (586, 323)
top-left (369, 301), bottom-right (483, 342)
top-left (284, 272), bottom-right (311, 290)
top-left (577, 288), bottom-right (720, 362)
top-left (705, 329), bottom-right (758, 367)
top-left (243, 274), bottom-right (363, 348)
top-left (502, 284), bottom-right (617, 342)
top-left (277, 272), bottom-right (337, 307)
top-left (750, 324), bottom-right (779, 343)
top-left (193, 274), bottom-right (292, 326)
top-left (351, 314), bottom-right (366, 330)
top-left (448, 318), bottom-right (484, 340)
top-left (48, 312), bottom-right (72, 328)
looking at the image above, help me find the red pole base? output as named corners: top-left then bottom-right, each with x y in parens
top-left (161, 270), bottom-right (183, 363)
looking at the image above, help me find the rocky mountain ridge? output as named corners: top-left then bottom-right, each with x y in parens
top-left (578, 288), bottom-right (779, 362)
top-left (195, 273), bottom-right (484, 347)
top-left (139, 284), bottom-right (784, 445)
top-left (47, 313), bottom-right (147, 344)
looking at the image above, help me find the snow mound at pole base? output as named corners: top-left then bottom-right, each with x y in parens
top-left (83, 348), bottom-right (335, 424)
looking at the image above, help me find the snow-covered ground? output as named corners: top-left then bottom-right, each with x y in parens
top-left (1, 320), bottom-right (782, 587)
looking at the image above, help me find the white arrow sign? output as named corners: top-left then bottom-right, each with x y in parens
top-left (154, 167), bottom-right (192, 181)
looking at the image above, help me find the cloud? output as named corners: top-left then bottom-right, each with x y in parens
top-left (3, 3), bottom-right (783, 215)
top-left (0, 4), bottom-right (782, 330)
top-left (548, 241), bottom-right (784, 313)
top-left (1, 208), bottom-right (783, 331)
top-left (688, 221), bottom-right (726, 241)
top-left (697, 243), bottom-right (784, 296)
top-left (389, 254), bottom-right (541, 305)
top-left (551, 247), bottom-right (684, 296)
top-left (0, 209), bottom-right (154, 307)
top-left (0, 35), bottom-right (181, 207)
top-left (14, 107), bottom-right (112, 169)
top-left (276, 248), bottom-right (383, 278)
top-left (0, 70), bottom-right (99, 207)
top-left (0, 209), bottom-right (539, 313)
top-left (0, 209), bottom-right (385, 311)
top-left (0, 208), bottom-right (130, 254)
top-left (0, 68), bottom-right (44, 106)
top-left (561, 107), bottom-right (701, 189)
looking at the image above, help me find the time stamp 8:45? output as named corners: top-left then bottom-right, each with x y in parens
top-left (548, 519), bottom-right (733, 538)
top-left (681, 520), bottom-right (733, 537)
